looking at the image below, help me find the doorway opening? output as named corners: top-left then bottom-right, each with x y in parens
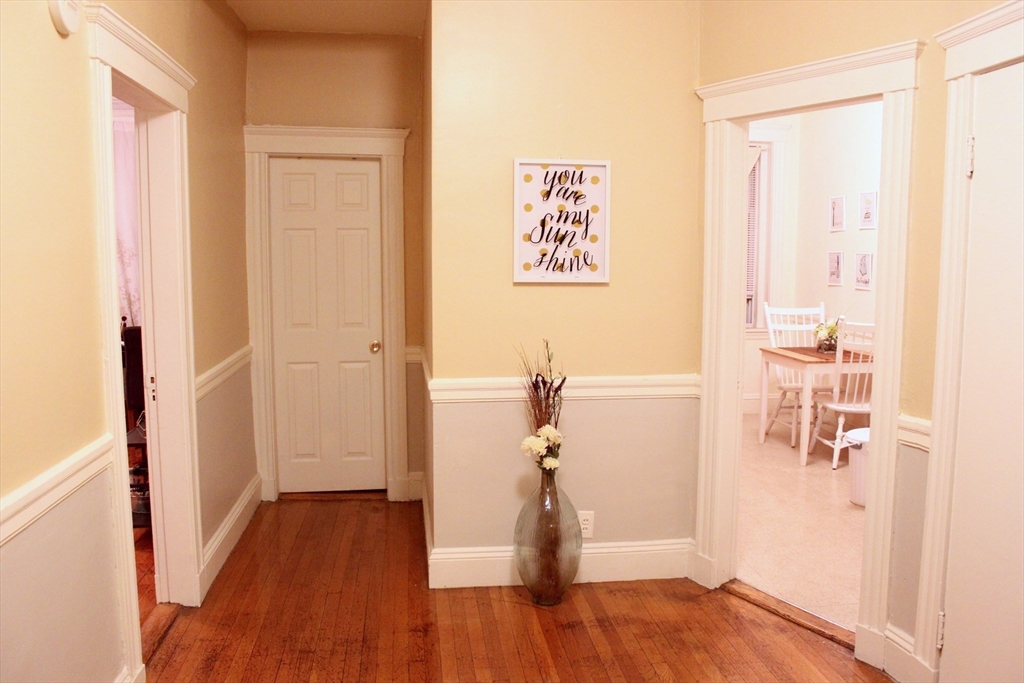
top-left (737, 101), bottom-right (883, 633)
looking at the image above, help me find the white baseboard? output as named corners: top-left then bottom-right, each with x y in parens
top-left (856, 623), bottom-right (887, 669)
top-left (200, 474), bottom-right (261, 598)
top-left (408, 471), bottom-right (423, 500)
top-left (428, 538), bottom-right (693, 589)
top-left (0, 433), bottom-right (115, 545)
top-left (884, 625), bottom-right (936, 682)
top-left (115, 663), bottom-right (146, 683)
top-left (261, 476), bottom-right (278, 501)
top-left (387, 472), bottom-right (424, 502)
top-left (689, 551), bottom-right (720, 589)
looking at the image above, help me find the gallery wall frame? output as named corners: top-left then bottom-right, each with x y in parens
top-left (855, 252), bottom-right (874, 290)
top-left (860, 191), bottom-right (879, 229)
top-left (828, 251), bottom-right (844, 286)
top-left (830, 195), bottom-right (846, 231)
top-left (514, 159), bottom-right (610, 283)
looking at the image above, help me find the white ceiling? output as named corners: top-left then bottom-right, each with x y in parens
top-left (225, 0), bottom-right (428, 37)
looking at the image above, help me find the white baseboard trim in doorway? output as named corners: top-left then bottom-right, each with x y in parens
top-left (883, 625), bottom-right (935, 682)
top-left (427, 538), bottom-right (694, 589)
top-left (200, 474), bottom-right (262, 598)
top-left (855, 623), bottom-right (886, 669)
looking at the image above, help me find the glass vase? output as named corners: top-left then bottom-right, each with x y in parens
top-left (513, 468), bottom-right (583, 605)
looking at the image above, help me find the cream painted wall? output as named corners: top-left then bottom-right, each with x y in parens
top-left (246, 32), bottom-right (425, 348)
top-left (0, 0), bottom-right (105, 496)
top-left (700, 0), bottom-right (1003, 419)
top-left (106, 0), bottom-right (250, 376)
top-left (795, 101), bottom-right (882, 325)
top-left (429, 0), bottom-right (702, 378)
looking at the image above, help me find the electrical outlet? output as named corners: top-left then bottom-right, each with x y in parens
top-left (578, 511), bottom-right (594, 539)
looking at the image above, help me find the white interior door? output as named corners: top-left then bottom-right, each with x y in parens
top-left (270, 157), bottom-right (386, 492)
top-left (939, 60), bottom-right (1024, 683)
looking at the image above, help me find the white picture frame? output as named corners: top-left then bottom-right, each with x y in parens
top-left (828, 251), bottom-right (843, 286)
top-left (859, 191), bottom-right (878, 229)
top-left (855, 252), bottom-right (874, 290)
top-left (514, 159), bottom-right (610, 283)
top-left (830, 195), bottom-right (846, 232)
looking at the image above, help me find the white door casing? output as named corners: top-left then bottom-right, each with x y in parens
top-left (245, 126), bottom-right (410, 502)
top-left (695, 40), bottom-right (923, 670)
top-left (270, 157), bottom-right (386, 492)
top-left (914, 4), bottom-right (1024, 680)
top-left (938, 59), bottom-right (1024, 683)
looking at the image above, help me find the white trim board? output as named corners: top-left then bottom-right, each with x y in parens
top-left (428, 539), bottom-right (694, 589)
top-left (913, 4), bottom-right (1024, 677)
top-left (199, 474), bottom-right (262, 598)
top-left (696, 43), bottom-right (921, 674)
top-left (0, 434), bottom-right (114, 546)
top-left (244, 125), bottom-right (410, 502)
top-left (696, 40), bottom-right (925, 122)
top-left (897, 414), bottom-right (932, 452)
top-left (429, 374), bottom-right (701, 403)
top-left (195, 344), bottom-right (253, 400)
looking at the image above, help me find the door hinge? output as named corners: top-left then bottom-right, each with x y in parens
top-left (148, 375), bottom-right (157, 402)
top-left (966, 136), bottom-right (975, 178)
top-left (937, 610), bottom-right (946, 650)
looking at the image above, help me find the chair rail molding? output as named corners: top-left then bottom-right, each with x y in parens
top-left (914, 3), bottom-right (1024, 678)
top-left (696, 41), bottom-right (922, 672)
top-left (244, 125), bottom-right (410, 502)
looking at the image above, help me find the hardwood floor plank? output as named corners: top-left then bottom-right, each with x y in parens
top-left (144, 498), bottom-right (892, 683)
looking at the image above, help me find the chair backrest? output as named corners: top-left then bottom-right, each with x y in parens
top-left (830, 317), bottom-right (874, 407)
top-left (764, 302), bottom-right (825, 387)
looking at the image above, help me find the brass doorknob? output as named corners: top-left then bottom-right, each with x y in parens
top-left (370, 340), bottom-right (382, 354)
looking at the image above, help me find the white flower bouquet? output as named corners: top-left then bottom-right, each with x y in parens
top-left (518, 340), bottom-right (566, 470)
top-left (814, 319), bottom-right (840, 352)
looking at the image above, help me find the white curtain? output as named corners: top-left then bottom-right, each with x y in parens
top-left (113, 102), bottom-right (142, 327)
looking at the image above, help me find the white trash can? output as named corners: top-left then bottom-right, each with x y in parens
top-left (845, 427), bottom-right (870, 507)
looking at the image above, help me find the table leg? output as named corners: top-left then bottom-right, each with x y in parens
top-left (759, 355), bottom-right (769, 443)
top-left (799, 371), bottom-right (813, 466)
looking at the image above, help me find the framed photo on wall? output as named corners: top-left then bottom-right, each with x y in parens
top-left (830, 196), bottom-right (846, 232)
top-left (855, 252), bottom-right (874, 290)
top-left (828, 251), bottom-right (843, 286)
top-left (859, 191), bottom-right (878, 229)
top-left (514, 159), bottom-right (610, 283)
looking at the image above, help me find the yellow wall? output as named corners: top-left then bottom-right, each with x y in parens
top-left (429, 0), bottom-right (703, 378)
top-left (0, 0), bottom-right (105, 495)
top-left (246, 32), bottom-right (425, 347)
top-left (700, 0), bottom-right (1003, 418)
top-left (107, 0), bottom-right (250, 375)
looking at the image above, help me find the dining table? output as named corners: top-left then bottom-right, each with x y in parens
top-left (758, 345), bottom-right (872, 466)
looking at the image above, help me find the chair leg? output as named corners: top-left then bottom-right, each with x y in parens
top-left (766, 391), bottom-right (787, 434)
top-left (790, 398), bottom-right (799, 448)
top-left (832, 414), bottom-right (846, 469)
top-left (812, 404), bottom-right (826, 445)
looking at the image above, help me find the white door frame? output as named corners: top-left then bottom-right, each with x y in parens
top-left (914, 2), bottom-right (1024, 679)
top-left (694, 40), bottom-right (923, 669)
top-left (87, 0), bottom-right (203, 631)
top-left (244, 126), bottom-right (411, 501)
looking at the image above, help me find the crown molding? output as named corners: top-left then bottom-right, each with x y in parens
top-left (935, 0), bottom-right (1023, 49)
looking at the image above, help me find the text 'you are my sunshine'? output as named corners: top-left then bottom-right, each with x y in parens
top-left (522, 166), bottom-right (601, 275)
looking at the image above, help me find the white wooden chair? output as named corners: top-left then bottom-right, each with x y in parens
top-left (763, 302), bottom-right (833, 447)
top-left (811, 317), bottom-right (875, 469)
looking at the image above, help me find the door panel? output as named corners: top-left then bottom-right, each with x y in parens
top-left (939, 60), bottom-right (1024, 683)
top-left (271, 157), bottom-right (385, 492)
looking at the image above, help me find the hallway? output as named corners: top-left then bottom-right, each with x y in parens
top-left (145, 496), bottom-right (889, 682)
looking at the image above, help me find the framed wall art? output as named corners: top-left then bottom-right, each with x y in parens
top-left (830, 196), bottom-right (846, 232)
top-left (859, 191), bottom-right (878, 229)
top-left (828, 251), bottom-right (843, 286)
top-left (514, 159), bottom-right (610, 283)
top-left (855, 252), bottom-right (874, 290)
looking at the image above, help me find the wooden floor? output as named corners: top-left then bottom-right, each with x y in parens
top-left (146, 498), bottom-right (891, 682)
top-left (135, 526), bottom-right (157, 625)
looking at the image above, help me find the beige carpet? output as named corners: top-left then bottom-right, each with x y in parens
top-left (736, 412), bottom-right (865, 631)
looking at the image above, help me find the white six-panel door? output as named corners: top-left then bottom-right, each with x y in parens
top-left (939, 59), bottom-right (1024, 683)
top-left (270, 157), bottom-right (386, 492)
